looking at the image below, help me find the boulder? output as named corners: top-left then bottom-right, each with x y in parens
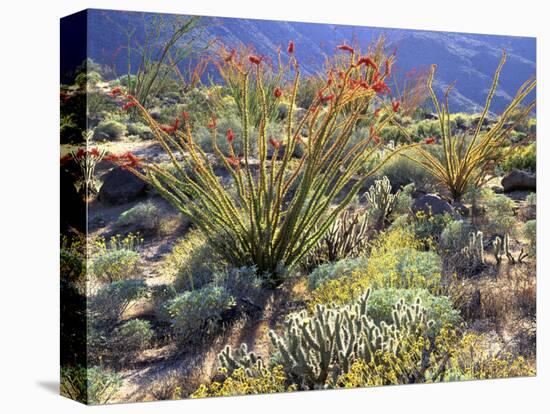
top-left (412, 194), bottom-right (455, 216)
top-left (98, 167), bottom-right (147, 205)
top-left (501, 169), bottom-right (536, 192)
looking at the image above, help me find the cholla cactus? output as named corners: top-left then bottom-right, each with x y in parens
top-left (462, 231), bottom-right (484, 265)
top-left (307, 208), bottom-right (369, 266)
top-left (493, 234), bottom-right (527, 265)
top-left (268, 289), bottom-right (433, 388)
top-left (218, 343), bottom-right (266, 378)
top-left (365, 176), bottom-right (400, 230)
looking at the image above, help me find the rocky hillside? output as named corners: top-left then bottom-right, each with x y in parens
top-left (86, 9), bottom-right (536, 112)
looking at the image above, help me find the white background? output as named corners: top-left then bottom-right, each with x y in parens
top-left (0, 0), bottom-right (547, 412)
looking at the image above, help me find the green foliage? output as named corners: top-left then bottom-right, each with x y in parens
top-left (127, 122), bottom-right (154, 140)
top-left (500, 143), bottom-right (535, 173)
top-left (191, 365), bottom-right (293, 398)
top-left (485, 194), bottom-right (516, 236)
top-left (111, 319), bottom-right (154, 353)
top-left (307, 257), bottom-right (369, 291)
top-left (150, 283), bottom-right (177, 322)
top-left (366, 288), bottom-right (461, 335)
top-left (91, 248), bottom-right (140, 283)
top-left (116, 201), bottom-right (164, 235)
top-left (523, 219), bottom-right (536, 255)
top-left (93, 119), bottom-right (127, 141)
top-left (163, 230), bottom-right (220, 292)
top-left (309, 228), bottom-right (442, 308)
top-left (60, 365), bottom-right (122, 405)
top-left (60, 248), bottom-right (85, 285)
top-left (165, 283), bottom-right (235, 344)
top-left (90, 279), bottom-right (149, 325)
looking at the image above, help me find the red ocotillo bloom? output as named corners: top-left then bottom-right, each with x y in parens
top-left (227, 155), bottom-right (242, 167)
top-left (207, 115), bottom-right (217, 130)
top-left (89, 148), bottom-right (101, 157)
top-left (76, 148), bottom-right (86, 159)
top-left (337, 44), bottom-right (355, 54)
top-left (372, 81), bottom-right (390, 95)
top-left (224, 49), bottom-right (236, 63)
top-left (248, 55), bottom-right (262, 65)
top-left (357, 56), bottom-right (378, 71)
top-left (374, 108), bottom-right (382, 117)
top-left (392, 101), bottom-right (400, 113)
top-left (269, 137), bottom-right (281, 149)
top-left (384, 59), bottom-right (392, 77)
top-left (370, 126), bottom-right (380, 144)
top-left (109, 86), bottom-right (122, 97)
top-left (182, 111), bottom-right (189, 121)
top-left (60, 154), bottom-right (72, 165)
top-left (226, 128), bottom-right (235, 143)
top-left (425, 137), bottom-right (436, 144)
top-left (273, 87), bottom-right (282, 98)
top-left (318, 91), bottom-right (335, 103)
top-left (287, 41), bottom-right (295, 54)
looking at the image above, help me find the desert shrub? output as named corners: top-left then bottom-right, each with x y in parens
top-left (60, 365), bottom-right (122, 405)
top-left (149, 371), bottom-right (183, 400)
top-left (523, 220), bottom-right (536, 255)
top-left (90, 279), bottom-right (149, 325)
top-left (525, 192), bottom-right (536, 207)
top-left (368, 151), bottom-right (437, 193)
top-left (410, 211), bottom-right (454, 243)
top-left (93, 119), bottom-right (127, 141)
top-left (165, 283), bottom-right (235, 344)
top-left (150, 283), bottom-right (177, 322)
top-left (127, 122), bottom-right (154, 140)
top-left (366, 288), bottom-right (461, 335)
top-left (439, 219), bottom-right (473, 254)
top-left (309, 228), bottom-right (442, 308)
top-left (393, 183), bottom-right (414, 215)
top-left (90, 249), bottom-right (140, 283)
top-left (116, 201), bottom-right (163, 235)
top-left (307, 257), bottom-right (369, 291)
top-left (111, 319), bottom-right (154, 353)
top-left (410, 118), bottom-right (440, 138)
top-left (364, 176), bottom-right (400, 230)
top-left (213, 266), bottom-right (263, 304)
top-left (191, 366), bottom-right (293, 398)
top-left (500, 142), bottom-right (536, 173)
top-left (164, 230), bottom-right (221, 291)
top-left (484, 194), bottom-right (516, 236)
top-left (60, 248), bottom-right (85, 284)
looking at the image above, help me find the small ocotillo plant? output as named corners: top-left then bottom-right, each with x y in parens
top-left (394, 51), bottom-right (536, 202)
top-left (107, 40), bottom-right (408, 284)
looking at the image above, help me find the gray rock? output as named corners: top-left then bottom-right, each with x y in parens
top-left (98, 167), bottom-right (147, 205)
top-left (412, 194), bottom-right (455, 216)
top-left (501, 169), bottom-right (536, 192)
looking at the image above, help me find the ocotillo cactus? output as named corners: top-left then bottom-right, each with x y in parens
top-left (365, 176), bottom-right (400, 231)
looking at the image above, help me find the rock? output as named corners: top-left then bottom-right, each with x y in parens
top-left (491, 185), bottom-right (504, 194)
top-left (453, 202), bottom-right (469, 217)
top-left (150, 110), bottom-right (161, 120)
top-left (412, 194), bottom-right (455, 216)
top-left (98, 167), bottom-right (147, 205)
top-left (501, 169), bottom-right (536, 192)
top-left (424, 112), bottom-right (438, 120)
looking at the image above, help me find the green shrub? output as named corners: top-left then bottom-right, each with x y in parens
top-left (90, 279), bottom-right (149, 325)
top-left (60, 365), bottom-right (122, 405)
top-left (167, 230), bottom-right (220, 292)
top-left (91, 249), bottom-right (140, 283)
top-left (165, 283), bottom-right (235, 344)
top-left (366, 288), bottom-right (461, 335)
top-left (111, 319), bottom-right (154, 353)
top-left (93, 119), bottom-right (127, 141)
top-left (523, 220), bottom-right (536, 255)
top-left (500, 143), bottom-right (536, 173)
top-left (439, 219), bottom-right (473, 254)
top-left (308, 257), bottom-right (369, 291)
top-left (116, 201), bottom-right (162, 235)
top-left (213, 266), bottom-right (263, 302)
top-left (485, 194), bottom-right (516, 236)
top-left (150, 283), bottom-right (177, 322)
top-left (60, 248), bottom-right (85, 284)
top-left (127, 122), bottom-right (154, 140)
